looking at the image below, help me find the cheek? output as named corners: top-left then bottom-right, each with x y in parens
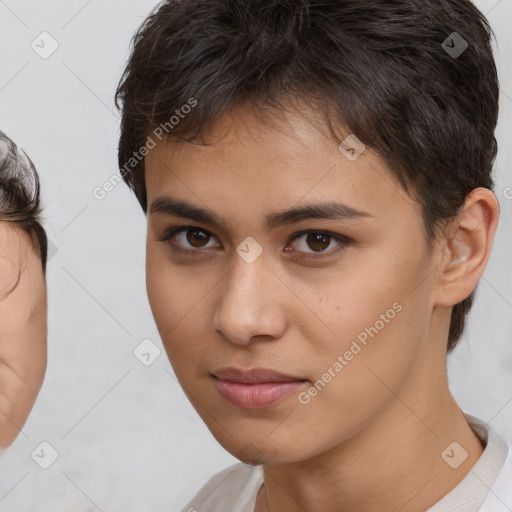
top-left (145, 251), bottom-right (208, 371)
top-left (25, 284), bottom-right (48, 375)
top-left (296, 263), bottom-right (407, 361)
top-left (146, 247), bottom-right (184, 331)
top-left (328, 240), bottom-right (430, 346)
top-left (298, 253), bottom-right (432, 402)
top-left (319, 295), bottom-right (431, 407)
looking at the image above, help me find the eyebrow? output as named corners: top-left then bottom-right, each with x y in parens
top-left (149, 195), bottom-right (373, 231)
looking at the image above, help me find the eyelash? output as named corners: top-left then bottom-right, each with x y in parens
top-left (156, 226), bottom-right (352, 260)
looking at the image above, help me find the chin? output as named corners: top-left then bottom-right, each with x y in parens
top-left (215, 432), bottom-right (309, 466)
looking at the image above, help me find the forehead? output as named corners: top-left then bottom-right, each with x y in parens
top-left (144, 104), bottom-right (418, 228)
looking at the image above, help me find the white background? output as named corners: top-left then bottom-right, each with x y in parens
top-left (0, 0), bottom-right (511, 510)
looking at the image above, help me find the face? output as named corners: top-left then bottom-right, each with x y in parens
top-left (145, 103), bottom-right (444, 465)
top-left (0, 223), bottom-right (47, 448)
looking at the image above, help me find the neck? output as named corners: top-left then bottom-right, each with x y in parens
top-left (255, 350), bottom-right (484, 512)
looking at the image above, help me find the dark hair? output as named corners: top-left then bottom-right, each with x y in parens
top-left (0, 131), bottom-right (48, 276)
top-left (115, 0), bottom-right (499, 354)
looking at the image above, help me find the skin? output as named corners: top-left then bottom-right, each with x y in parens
top-left (0, 222), bottom-right (47, 448)
top-left (144, 102), bottom-right (499, 512)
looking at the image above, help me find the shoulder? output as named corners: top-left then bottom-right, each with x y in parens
top-left (479, 440), bottom-right (512, 511)
top-left (180, 462), bottom-right (264, 512)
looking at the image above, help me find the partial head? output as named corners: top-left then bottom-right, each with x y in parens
top-left (115, 0), bottom-right (500, 465)
top-left (117, 0), bottom-right (499, 354)
top-left (0, 131), bottom-right (48, 448)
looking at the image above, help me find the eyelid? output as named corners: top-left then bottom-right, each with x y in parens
top-left (288, 229), bottom-right (351, 244)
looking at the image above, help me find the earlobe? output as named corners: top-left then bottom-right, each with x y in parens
top-left (435, 187), bottom-right (500, 307)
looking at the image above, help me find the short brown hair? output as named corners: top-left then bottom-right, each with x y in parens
top-left (115, 0), bottom-right (499, 353)
top-left (0, 130), bottom-right (47, 276)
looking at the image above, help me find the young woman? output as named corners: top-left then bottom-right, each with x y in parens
top-left (0, 130), bottom-right (47, 449)
top-left (115, 0), bottom-right (512, 510)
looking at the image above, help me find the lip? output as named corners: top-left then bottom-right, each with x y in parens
top-left (211, 367), bottom-right (308, 410)
top-left (211, 367), bottom-right (305, 384)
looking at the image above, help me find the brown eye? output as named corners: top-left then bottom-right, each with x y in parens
top-left (305, 233), bottom-right (331, 252)
top-left (288, 231), bottom-right (346, 256)
top-left (185, 228), bottom-right (211, 248)
top-left (158, 226), bottom-right (220, 254)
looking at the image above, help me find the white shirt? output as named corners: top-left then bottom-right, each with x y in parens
top-left (180, 412), bottom-right (512, 512)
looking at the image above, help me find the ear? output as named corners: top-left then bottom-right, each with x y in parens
top-left (434, 187), bottom-right (500, 308)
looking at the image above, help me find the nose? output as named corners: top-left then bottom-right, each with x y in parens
top-left (212, 254), bottom-right (287, 346)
